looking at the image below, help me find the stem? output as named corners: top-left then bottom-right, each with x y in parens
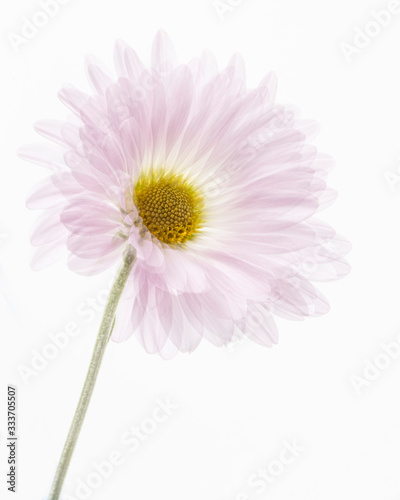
top-left (48, 245), bottom-right (136, 500)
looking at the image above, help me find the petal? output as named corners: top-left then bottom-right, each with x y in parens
top-left (18, 144), bottom-right (65, 170)
top-left (85, 56), bottom-right (113, 95)
top-left (151, 30), bottom-right (177, 75)
top-left (26, 177), bottom-right (63, 209)
top-left (31, 211), bottom-right (66, 246)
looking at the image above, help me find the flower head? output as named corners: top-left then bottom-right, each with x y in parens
top-left (20, 31), bottom-right (350, 357)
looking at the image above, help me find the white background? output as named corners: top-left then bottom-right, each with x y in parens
top-left (1, 0), bottom-right (400, 499)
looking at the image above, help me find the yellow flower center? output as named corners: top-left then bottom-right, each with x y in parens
top-left (134, 172), bottom-right (204, 245)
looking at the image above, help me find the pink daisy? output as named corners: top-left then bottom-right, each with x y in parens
top-left (20, 31), bottom-right (350, 358)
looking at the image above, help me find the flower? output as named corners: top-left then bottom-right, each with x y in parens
top-left (20, 31), bottom-right (350, 358)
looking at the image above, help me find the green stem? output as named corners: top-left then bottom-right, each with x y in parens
top-left (48, 245), bottom-right (136, 500)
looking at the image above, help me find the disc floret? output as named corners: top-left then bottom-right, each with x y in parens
top-left (134, 171), bottom-right (204, 245)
